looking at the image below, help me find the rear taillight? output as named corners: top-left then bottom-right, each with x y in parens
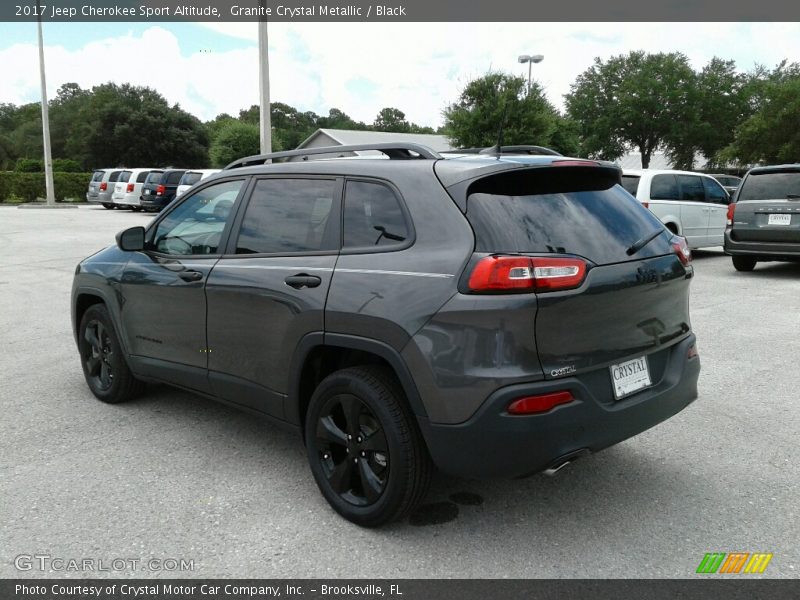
top-left (99, 182), bottom-right (107, 191)
top-left (507, 391), bottom-right (574, 415)
top-left (156, 184), bottom-right (166, 196)
top-left (726, 203), bottom-right (736, 226)
top-left (670, 236), bottom-right (692, 266)
top-left (468, 256), bottom-right (587, 293)
top-left (126, 183), bottom-right (134, 193)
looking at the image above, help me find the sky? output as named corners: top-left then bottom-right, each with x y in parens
top-left (1, 22), bottom-right (799, 128)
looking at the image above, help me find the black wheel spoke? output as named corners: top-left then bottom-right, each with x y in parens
top-left (317, 416), bottom-right (348, 446)
top-left (85, 355), bottom-right (100, 375)
top-left (357, 459), bottom-right (383, 503)
top-left (84, 327), bottom-right (99, 350)
top-left (362, 430), bottom-right (388, 453)
top-left (327, 459), bottom-right (353, 494)
top-left (340, 395), bottom-right (362, 435)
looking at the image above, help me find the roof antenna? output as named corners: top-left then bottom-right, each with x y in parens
top-left (479, 94), bottom-right (510, 157)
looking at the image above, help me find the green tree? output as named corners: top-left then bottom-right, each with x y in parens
top-left (566, 51), bottom-right (696, 168)
top-left (373, 107), bottom-right (411, 132)
top-left (317, 108), bottom-right (369, 131)
top-left (209, 120), bottom-right (262, 167)
top-left (442, 72), bottom-right (559, 149)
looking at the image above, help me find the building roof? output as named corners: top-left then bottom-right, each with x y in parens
top-left (297, 128), bottom-right (455, 153)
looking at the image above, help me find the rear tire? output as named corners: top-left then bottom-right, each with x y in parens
top-left (78, 304), bottom-right (144, 403)
top-left (732, 256), bottom-right (757, 272)
top-left (304, 366), bottom-right (432, 527)
top-left (102, 203), bottom-right (114, 209)
top-left (131, 207), bottom-right (142, 212)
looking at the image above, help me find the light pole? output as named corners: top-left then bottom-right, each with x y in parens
top-left (258, 0), bottom-right (272, 155)
top-left (36, 0), bottom-right (55, 206)
top-left (518, 54), bottom-right (544, 94)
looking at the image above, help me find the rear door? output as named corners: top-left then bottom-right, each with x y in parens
top-left (464, 166), bottom-right (691, 385)
top-left (677, 174), bottom-right (708, 246)
top-left (702, 176), bottom-right (729, 246)
top-left (205, 176), bottom-right (341, 419)
top-left (732, 169), bottom-right (800, 243)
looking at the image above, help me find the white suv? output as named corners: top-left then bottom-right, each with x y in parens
top-left (622, 169), bottom-right (730, 248)
top-left (176, 169), bottom-right (220, 198)
top-left (112, 168), bottom-right (162, 211)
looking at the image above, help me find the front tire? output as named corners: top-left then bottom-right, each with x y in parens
top-left (78, 304), bottom-right (144, 403)
top-left (732, 256), bottom-right (757, 272)
top-left (305, 366), bottom-right (432, 527)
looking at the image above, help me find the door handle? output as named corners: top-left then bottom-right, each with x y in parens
top-left (285, 273), bottom-right (322, 289)
top-left (178, 270), bottom-right (204, 282)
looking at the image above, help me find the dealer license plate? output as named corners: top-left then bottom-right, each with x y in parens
top-left (610, 356), bottom-right (651, 399)
top-left (768, 214), bottom-right (791, 225)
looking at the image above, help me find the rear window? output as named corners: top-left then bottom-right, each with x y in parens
top-left (738, 171), bottom-right (800, 201)
top-left (466, 168), bottom-right (668, 265)
top-left (180, 172), bottom-right (203, 186)
top-left (145, 172), bottom-right (163, 185)
top-left (118, 171), bottom-right (132, 183)
top-left (91, 171), bottom-right (104, 182)
top-left (166, 171), bottom-right (185, 185)
top-left (136, 170), bottom-right (154, 183)
top-left (108, 170), bottom-right (123, 183)
top-left (621, 175), bottom-right (640, 195)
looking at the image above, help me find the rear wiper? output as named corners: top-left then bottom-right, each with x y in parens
top-left (787, 194), bottom-right (800, 200)
top-left (626, 228), bottom-right (664, 256)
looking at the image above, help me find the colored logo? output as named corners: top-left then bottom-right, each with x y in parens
top-left (696, 552), bottom-right (773, 574)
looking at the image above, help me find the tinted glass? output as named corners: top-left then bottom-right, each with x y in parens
top-left (738, 171), bottom-right (800, 201)
top-left (236, 179), bottom-right (335, 255)
top-left (145, 172), bottom-right (163, 185)
top-left (467, 175), bottom-right (669, 265)
top-left (650, 174), bottom-right (679, 200)
top-left (91, 171), bottom-right (104, 182)
top-left (678, 175), bottom-right (706, 201)
top-left (136, 170), bottom-right (152, 183)
top-left (166, 171), bottom-right (185, 185)
top-left (343, 181), bottom-right (409, 249)
top-left (151, 180), bottom-right (243, 255)
top-left (621, 175), bottom-right (640, 195)
top-left (118, 171), bottom-right (132, 183)
top-left (108, 170), bottom-right (123, 183)
top-left (181, 172), bottom-right (203, 186)
top-left (703, 177), bottom-right (728, 204)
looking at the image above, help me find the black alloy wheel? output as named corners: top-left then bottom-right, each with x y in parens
top-left (83, 319), bottom-right (114, 392)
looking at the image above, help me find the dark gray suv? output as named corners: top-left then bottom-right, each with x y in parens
top-left (71, 143), bottom-right (700, 526)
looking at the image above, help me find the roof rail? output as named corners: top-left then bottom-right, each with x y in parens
top-left (442, 145), bottom-right (563, 157)
top-left (224, 143), bottom-right (442, 170)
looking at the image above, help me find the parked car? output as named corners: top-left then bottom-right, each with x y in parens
top-left (176, 169), bottom-right (221, 198)
top-left (72, 144), bottom-right (700, 526)
top-left (86, 168), bottom-right (125, 209)
top-left (112, 168), bottom-right (162, 211)
top-left (622, 169), bottom-right (730, 248)
top-left (709, 173), bottom-right (742, 196)
top-left (139, 169), bottom-right (186, 211)
top-left (724, 164), bottom-right (800, 271)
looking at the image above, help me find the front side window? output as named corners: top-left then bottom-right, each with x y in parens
top-left (650, 174), bottom-right (679, 200)
top-left (150, 180), bottom-right (243, 256)
top-left (678, 175), bottom-right (706, 202)
top-left (343, 180), bottom-right (410, 249)
top-left (235, 179), bottom-right (335, 255)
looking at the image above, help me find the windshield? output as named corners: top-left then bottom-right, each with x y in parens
top-left (739, 171), bottom-right (800, 201)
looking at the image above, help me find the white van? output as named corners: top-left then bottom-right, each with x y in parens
top-left (112, 168), bottom-right (162, 210)
top-left (622, 169), bottom-right (730, 249)
top-left (176, 169), bottom-right (220, 198)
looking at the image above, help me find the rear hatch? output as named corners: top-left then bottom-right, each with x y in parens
top-left (87, 170), bottom-right (104, 197)
top-left (141, 171), bottom-right (163, 197)
top-left (730, 168), bottom-right (800, 243)
top-left (113, 171), bottom-right (132, 199)
top-left (459, 163), bottom-right (693, 384)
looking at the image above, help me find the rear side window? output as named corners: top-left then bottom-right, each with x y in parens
top-left (738, 171), bottom-right (800, 201)
top-left (91, 171), bottom-right (104, 182)
top-left (119, 171), bottom-right (132, 183)
top-left (181, 172), bottom-right (203, 186)
top-left (678, 175), bottom-right (705, 201)
top-left (235, 179), bottom-right (335, 254)
top-left (136, 171), bottom-right (152, 183)
top-left (650, 174), bottom-right (678, 200)
top-left (343, 180), bottom-right (410, 249)
top-left (703, 177), bottom-right (728, 203)
top-left (621, 175), bottom-right (640, 196)
top-left (108, 170), bottom-right (123, 183)
top-left (466, 168), bottom-right (668, 265)
top-left (146, 172), bottom-right (163, 185)
top-left (166, 171), bottom-right (185, 185)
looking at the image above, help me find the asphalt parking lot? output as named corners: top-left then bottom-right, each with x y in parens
top-left (1, 205), bottom-right (798, 579)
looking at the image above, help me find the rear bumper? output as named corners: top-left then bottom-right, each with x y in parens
top-left (114, 194), bottom-right (141, 206)
top-left (724, 230), bottom-right (800, 257)
top-left (140, 195), bottom-right (169, 209)
top-left (417, 334), bottom-right (700, 479)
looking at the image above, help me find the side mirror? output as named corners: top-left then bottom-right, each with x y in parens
top-left (116, 226), bottom-right (145, 251)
